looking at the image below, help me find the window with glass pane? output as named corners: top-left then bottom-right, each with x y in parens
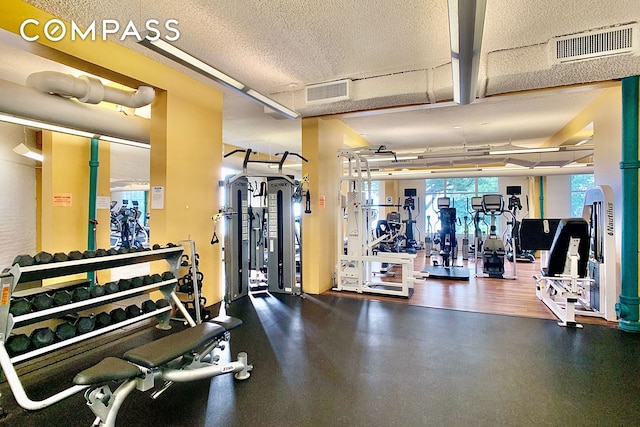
top-left (571, 174), bottom-right (594, 217)
top-left (424, 177), bottom-right (498, 235)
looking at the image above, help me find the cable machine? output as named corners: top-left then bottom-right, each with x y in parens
top-left (221, 149), bottom-right (309, 305)
top-left (334, 149), bottom-right (423, 298)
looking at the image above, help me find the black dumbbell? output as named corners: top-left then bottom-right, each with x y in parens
top-left (104, 282), bottom-right (120, 294)
top-left (110, 308), bottom-right (127, 323)
top-left (31, 294), bottom-right (54, 311)
top-left (166, 243), bottom-right (177, 248)
top-left (34, 251), bottom-right (53, 264)
top-left (95, 248), bottom-right (109, 257)
top-left (143, 275), bottom-right (154, 286)
top-left (108, 248), bottom-right (119, 256)
top-left (125, 304), bottom-right (141, 318)
top-left (6, 334), bottom-right (31, 356)
top-left (10, 298), bottom-right (32, 316)
top-left (117, 247), bottom-right (129, 255)
top-left (83, 250), bottom-right (97, 259)
top-left (155, 299), bottom-right (170, 309)
top-left (67, 250), bottom-right (83, 260)
top-left (12, 254), bottom-right (35, 267)
top-left (130, 277), bottom-right (144, 288)
top-left (52, 252), bottom-right (68, 263)
top-left (161, 271), bottom-right (175, 281)
top-left (141, 299), bottom-right (157, 313)
top-left (75, 316), bottom-right (95, 334)
top-left (95, 312), bottom-right (112, 328)
top-left (52, 290), bottom-right (72, 306)
top-left (117, 278), bottom-right (132, 291)
top-left (151, 274), bottom-right (163, 283)
top-left (30, 327), bottom-right (55, 348)
top-left (72, 287), bottom-right (90, 302)
top-left (89, 284), bottom-right (106, 298)
top-left (152, 244), bottom-right (162, 250)
top-left (55, 322), bottom-right (77, 341)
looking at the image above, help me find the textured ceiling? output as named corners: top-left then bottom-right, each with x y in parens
top-left (6, 1), bottom-right (640, 165)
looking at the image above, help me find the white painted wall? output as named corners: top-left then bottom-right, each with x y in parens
top-left (545, 175), bottom-right (572, 218)
top-left (0, 122), bottom-right (37, 268)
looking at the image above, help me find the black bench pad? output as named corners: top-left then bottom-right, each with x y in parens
top-left (123, 322), bottom-right (226, 369)
top-left (210, 315), bottom-right (243, 331)
top-left (74, 357), bottom-right (141, 385)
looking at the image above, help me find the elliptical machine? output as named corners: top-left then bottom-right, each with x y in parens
top-left (434, 197), bottom-right (457, 267)
top-left (505, 186), bottom-right (535, 263)
top-left (481, 194), bottom-right (506, 278)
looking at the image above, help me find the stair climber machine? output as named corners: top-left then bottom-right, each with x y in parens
top-left (335, 149), bottom-right (425, 298)
top-left (422, 197), bottom-right (469, 280)
top-left (220, 149), bottom-right (310, 305)
top-left (505, 186), bottom-right (535, 263)
top-left (470, 197), bottom-right (485, 260)
top-left (476, 194), bottom-right (516, 279)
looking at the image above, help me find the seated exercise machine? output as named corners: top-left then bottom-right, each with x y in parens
top-left (531, 185), bottom-right (619, 326)
top-left (505, 186), bottom-right (535, 263)
top-left (534, 219), bottom-right (591, 327)
top-left (422, 197), bottom-right (469, 280)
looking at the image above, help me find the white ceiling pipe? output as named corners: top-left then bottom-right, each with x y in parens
top-left (0, 79), bottom-right (149, 143)
top-left (26, 71), bottom-right (155, 108)
top-left (370, 165), bottom-right (593, 180)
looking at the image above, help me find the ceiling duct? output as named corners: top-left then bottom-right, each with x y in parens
top-left (550, 23), bottom-right (639, 64)
top-left (305, 79), bottom-right (352, 105)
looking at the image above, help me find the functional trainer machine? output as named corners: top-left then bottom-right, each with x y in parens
top-left (533, 185), bottom-right (619, 326)
top-left (334, 149), bottom-right (424, 297)
top-left (222, 149), bottom-right (309, 304)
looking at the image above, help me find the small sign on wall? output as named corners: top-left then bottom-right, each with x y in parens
top-left (53, 193), bottom-right (72, 207)
top-left (151, 186), bottom-right (164, 209)
top-left (319, 195), bottom-right (326, 209)
top-left (96, 196), bottom-right (111, 210)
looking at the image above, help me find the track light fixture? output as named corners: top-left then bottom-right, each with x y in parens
top-left (139, 38), bottom-right (300, 120)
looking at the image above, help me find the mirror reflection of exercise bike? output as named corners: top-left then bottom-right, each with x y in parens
top-left (110, 200), bottom-right (149, 249)
top-left (421, 197), bottom-right (469, 280)
top-left (504, 186), bottom-right (535, 263)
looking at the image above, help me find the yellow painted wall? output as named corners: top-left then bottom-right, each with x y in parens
top-left (1, 1), bottom-right (223, 303)
top-left (301, 118), bottom-right (346, 294)
top-left (40, 132), bottom-right (111, 284)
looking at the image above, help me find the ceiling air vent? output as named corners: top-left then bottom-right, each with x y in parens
top-left (550, 23), bottom-right (638, 64)
top-left (305, 79), bottom-right (352, 105)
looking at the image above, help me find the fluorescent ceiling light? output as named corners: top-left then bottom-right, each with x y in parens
top-left (0, 113), bottom-right (148, 149)
top-left (99, 135), bottom-right (150, 149)
top-left (447, 0), bottom-right (487, 105)
top-left (13, 142), bottom-right (43, 161)
top-left (139, 39), bottom-right (300, 120)
top-left (489, 147), bottom-right (561, 155)
top-left (0, 113), bottom-right (95, 139)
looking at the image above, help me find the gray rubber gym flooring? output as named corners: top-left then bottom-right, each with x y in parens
top-left (2, 293), bottom-right (640, 426)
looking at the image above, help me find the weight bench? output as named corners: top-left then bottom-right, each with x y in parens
top-left (533, 218), bottom-right (591, 327)
top-left (73, 315), bottom-right (252, 427)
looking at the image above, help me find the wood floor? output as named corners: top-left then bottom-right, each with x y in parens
top-left (325, 250), bottom-right (615, 326)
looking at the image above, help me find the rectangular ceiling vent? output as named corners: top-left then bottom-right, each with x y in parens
top-left (305, 79), bottom-right (352, 105)
top-left (550, 23), bottom-right (638, 64)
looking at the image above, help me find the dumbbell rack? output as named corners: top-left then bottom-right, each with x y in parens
top-left (0, 245), bottom-right (189, 411)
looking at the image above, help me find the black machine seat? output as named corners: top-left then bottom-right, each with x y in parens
top-left (543, 218), bottom-right (589, 278)
top-left (210, 315), bottom-right (243, 330)
top-left (74, 357), bottom-right (141, 385)
top-left (124, 322), bottom-right (226, 368)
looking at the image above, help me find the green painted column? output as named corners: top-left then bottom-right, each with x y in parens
top-left (87, 137), bottom-right (99, 285)
top-left (616, 76), bottom-right (640, 332)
